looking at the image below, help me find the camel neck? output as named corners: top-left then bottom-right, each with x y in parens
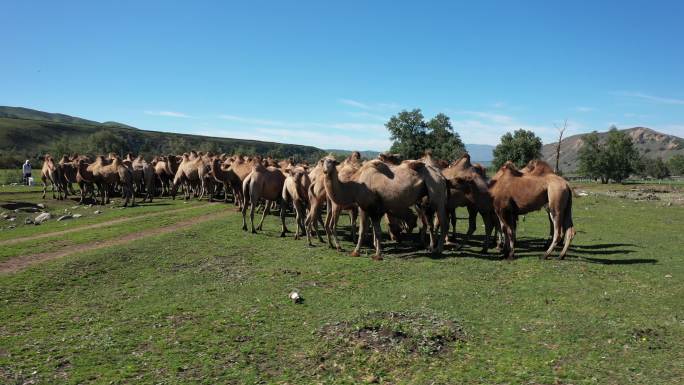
top-left (324, 170), bottom-right (356, 206)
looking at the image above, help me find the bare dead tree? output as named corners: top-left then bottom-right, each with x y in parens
top-left (553, 119), bottom-right (567, 173)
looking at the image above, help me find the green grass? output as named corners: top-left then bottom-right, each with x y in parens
top-left (0, 188), bottom-right (682, 384)
top-left (0, 169), bottom-right (23, 185)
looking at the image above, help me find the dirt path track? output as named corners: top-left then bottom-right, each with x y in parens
top-left (0, 203), bottom-right (221, 246)
top-left (0, 209), bottom-right (232, 274)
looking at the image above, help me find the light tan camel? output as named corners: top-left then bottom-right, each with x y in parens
top-left (127, 155), bottom-right (155, 202)
top-left (281, 165), bottom-right (311, 239)
top-left (226, 155), bottom-right (259, 207)
top-left (41, 155), bottom-right (66, 200)
top-left (489, 161), bottom-right (575, 260)
top-left (304, 159), bottom-right (328, 245)
top-left (152, 155), bottom-right (179, 196)
top-left (322, 153), bottom-right (362, 251)
top-left (241, 162), bottom-right (288, 234)
top-left (323, 157), bottom-right (447, 260)
top-left (88, 156), bottom-right (135, 207)
top-left (172, 153), bottom-right (210, 200)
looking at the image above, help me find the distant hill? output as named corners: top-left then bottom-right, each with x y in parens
top-left (465, 144), bottom-right (494, 163)
top-left (0, 106), bottom-right (325, 168)
top-left (542, 127), bottom-right (684, 174)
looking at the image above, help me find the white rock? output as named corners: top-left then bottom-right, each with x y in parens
top-left (8, 217), bottom-right (16, 222)
top-left (72, 214), bottom-right (83, 218)
top-left (34, 212), bottom-right (52, 224)
top-left (289, 291), bottom-right (302, 304)
top-left (94, 210), bottom-right (102, 215)
top-left (57, 214), bottom-right (73, 221)
top-left (37, 203), bottom-right (46, 209)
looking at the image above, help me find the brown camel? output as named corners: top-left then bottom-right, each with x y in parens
top-left (304, 159), bottom-right (328, 245)
top-left (128, 155), bottom-right (155, 202)
top-left (489, 161), bottom-right (575, 260)
top-left (41, 155), bottom-right (66, 200)
top-left (442, 153), bottom-right (496, 251)
top-left (323, 157), bottom-right (447, 260)
top-left (58, 155), bottom-right (79, 195)
top-left (241, 161), bottom-right (288, 234)
top-left (209, 158), bottom-right (242, 203)
top-left (281, 165), bottom-right (311, 239)
top-left (75, 159), bottom-right (97, 204)
top-left (152, 155), bottom-right (180, 196)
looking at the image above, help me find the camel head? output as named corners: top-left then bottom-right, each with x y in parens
top-left (378, 153), bottom-right (402, 165)
top-left (322, 157), bottom-right (339, 176)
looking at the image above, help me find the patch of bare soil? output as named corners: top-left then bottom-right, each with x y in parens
top-left (318, 311), bottom-right (466, 357)
top-left (0, 203), bottom-right (217, 246)
top-left (590, 185), bottom-right (684, 205)
top-left (0, 209), bottom-right (231, 274)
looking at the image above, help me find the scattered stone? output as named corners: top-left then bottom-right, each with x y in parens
top-left (665, 274), bottom-right (672, 278)
top-left (8, 225), bottom-right (15, 229)
top-left (8, 217), bottom-right (16, 222)
top-left (37, 203), bottom-right (46, 209)
top-left (94, 210), bottom-right (102, 215)
top-left (57, 214), bottom-right (73, 221)
top-left (0, 213), bottom-right (9, 219)
top-left (289, 291), bottom-right (303, 304)
top-left (72, 214), bottom-right (83, 218)
top-left (71, 205), bottom-right (80, 209)
top-left (24, 218), bottom-right (33, 225)
top-left (34, 212), bottom-right (52, 224)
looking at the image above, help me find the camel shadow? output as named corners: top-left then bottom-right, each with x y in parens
top-left (0, 201), bottom-right (41, 211)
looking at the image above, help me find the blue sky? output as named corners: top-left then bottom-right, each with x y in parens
top-left (2, 0), bottom-right (684, 150)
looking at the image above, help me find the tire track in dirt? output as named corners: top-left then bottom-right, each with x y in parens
top-left (0, 208), bottom-right (233, 274)
top-left (0, 203), bottom-right (224, 246)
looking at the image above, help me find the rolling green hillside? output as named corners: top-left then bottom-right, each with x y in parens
top-left (0, 106), bottom-right (325, 168)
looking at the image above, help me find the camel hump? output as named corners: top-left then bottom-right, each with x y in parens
top-left (402, 160), bottom-right (425, 171)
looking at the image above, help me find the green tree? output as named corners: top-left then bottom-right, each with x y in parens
top-left (492, 129), bottom-right (542, 169)
top-left (638, 157), bottom-right (670, 179)
top-left (426, 113), bottom-right (466, 160)
top-left (387, 109), bottom-right (428, 159)
top-left (86, 130), bottom-right (126, 156)
top-left (577, 126), bottom-right (639, 183)
top-left (578, 131), bottom-right (608, 182)
top-left (668, 154), bottom-right (684, 175)
top-left (603, 127), bottom-right (639, 182)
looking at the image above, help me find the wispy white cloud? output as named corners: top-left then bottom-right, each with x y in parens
top-left (612, 91), bottom-right (684, 105)
top-left (574, 106), bottom-right (595, 112)
top-left (197, 125), bottom-right (391, 151)
top-left (448, 110), bottom-right (585, 145)
top-left (144, 110), bottom-right (191, 118)
top-left (218, 114), bottom-right (384, 132)
top-left (339, 98), bottom-right (371, 109)
top-left (492, 101), bottom-right (507, 108)
top-left (338, 99), bottom-right (400, 111)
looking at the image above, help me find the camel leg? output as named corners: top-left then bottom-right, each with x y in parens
top-left (41, 177), bottom-right (47, 199)
top-left (351, 210), bottom-right (368, 257)
top-left (465, 205), bottom-right (478, 242)
top-left (542, 211), bottom-right (562, 259)
top-left (250, 202), bottom-right (258, 233)
top-left (241, 201), bottom-right (248, 231)
top-left (279, 200), bottom-right (288, 237)
top-left (370, 216), bottom-right (383, 260)
top-left (324, 205), bottom-right (334, 248)
top-left (445, 208), bottom-right (457, 245)
top-left (256, 200), bottom-right (271, 231)
top-left (481, 211), bottom-right (494, 253)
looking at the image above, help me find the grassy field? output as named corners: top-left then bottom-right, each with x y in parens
top-left (1, 184), bottom-right (683, 384)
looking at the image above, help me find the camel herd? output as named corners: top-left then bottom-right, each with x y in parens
top-left (38, 150), bottom-right (575, 260)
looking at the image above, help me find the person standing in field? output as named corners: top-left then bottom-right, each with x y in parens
top-left (22, 160), bottom-right (32, 185)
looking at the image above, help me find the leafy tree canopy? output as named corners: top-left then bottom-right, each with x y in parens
top-left (492, 129), bottom-right (542, 169)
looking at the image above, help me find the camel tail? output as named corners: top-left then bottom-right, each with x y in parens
top-left (559, 191), bottom-right (575, 258)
